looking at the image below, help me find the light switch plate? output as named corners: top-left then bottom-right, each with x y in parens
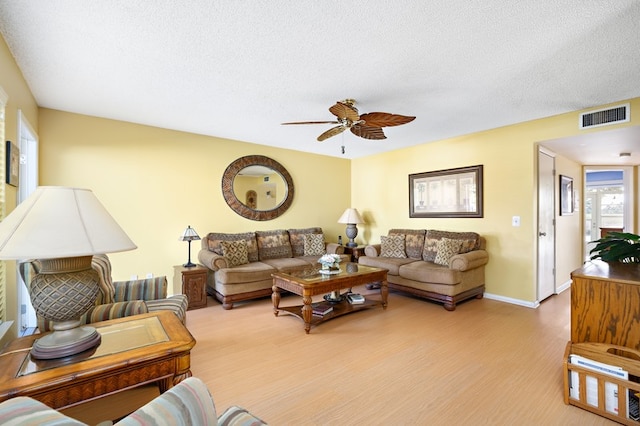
top-left (512, 216), bottom-right (521, 227)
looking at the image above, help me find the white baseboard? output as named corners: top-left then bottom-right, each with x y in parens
top-left (484, 279), bottom-right (572, 309)
top-left (484, 293), bottom-right (540, 309)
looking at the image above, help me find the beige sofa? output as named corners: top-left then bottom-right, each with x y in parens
top-left (358, 229), bottom-right (488, 311)
top-left (198, 227), bottom-right (350, 309)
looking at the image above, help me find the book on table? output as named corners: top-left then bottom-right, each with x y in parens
top-left (312, 302), bottom-right (334, 316)
top-left (347, 293), bottom-right (365, 304)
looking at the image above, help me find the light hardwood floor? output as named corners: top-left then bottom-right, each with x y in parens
top-left (186, 286), bottom-right (617, 425)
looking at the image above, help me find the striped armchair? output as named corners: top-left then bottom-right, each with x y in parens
top-left (0, 377), bottom-right (266, 425)
top-left (20, 254), bottom-right (188, 331)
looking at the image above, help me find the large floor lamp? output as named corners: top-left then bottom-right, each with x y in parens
top-left (0, 186), bottom-right (137, 359)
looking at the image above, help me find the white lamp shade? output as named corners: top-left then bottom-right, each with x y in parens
top-left (337, 208), bottom-right (364, 224)
top-left (0, 186), bottom-right (137, 259)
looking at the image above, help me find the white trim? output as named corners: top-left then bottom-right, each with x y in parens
top-left (483, 292), bottom-right (540, 309)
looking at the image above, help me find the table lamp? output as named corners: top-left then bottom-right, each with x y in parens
top-left (179, 225), bottom-right (200, 267)
top-left (0, 186), bottom-right (137, 359)
top-left (338, 208), bottom-right (364, 248)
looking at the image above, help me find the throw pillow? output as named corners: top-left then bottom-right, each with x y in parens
top-left (433, 238), bottom-right (463, 266)
top-left (220, 240), bottom-right (249, 267)
top-left (303, 233), bottom-right (325, 256)
top-left (380, 234), bottom-right (407, 258)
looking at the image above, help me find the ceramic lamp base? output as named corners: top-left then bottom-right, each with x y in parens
top-left (31, 325), bottom-right (101, 359)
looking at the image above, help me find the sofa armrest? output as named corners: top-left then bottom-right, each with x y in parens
top-left (326, 243), bottom-right (344, 255)
top-left (38, 301), bottom-right (148, 332)
top-left (198, 249), bottom-right (229, 271)
top-left (116, 377), bottom-right (218, 426)
top-left (364, 244), bottom-right (381, 257)
top-left (449, 249), bottom-right (489, 271)
top-left (112, 276), bottom-right (168, 301)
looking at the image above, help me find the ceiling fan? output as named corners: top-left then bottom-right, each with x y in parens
top-left (282, 99), bottom-right (416, 142)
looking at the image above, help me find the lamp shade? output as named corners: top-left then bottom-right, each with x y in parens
top-left (337, 208), bottom-right (364, 224)
top-left (179, 226), bottom-right (201, 241)
top-left (0, 186), bottom-right (137, 259)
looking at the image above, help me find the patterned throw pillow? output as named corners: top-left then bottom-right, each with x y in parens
top-left (303, 234), bottom-right (325, 256)
top-left (380, 234), bottom-right (407, 258)
top-left (433, 238), bottom-right (463, 266)
top-left (220, 240), bottom-right (249, 267)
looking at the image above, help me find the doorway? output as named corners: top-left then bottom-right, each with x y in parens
top-left (16, 110), bottom-right (38, 332)
top-left (583, 167), bottom-right (633, 260)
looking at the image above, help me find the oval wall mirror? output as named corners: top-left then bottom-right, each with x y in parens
top-left (222, 155), bottom-right (294, 221)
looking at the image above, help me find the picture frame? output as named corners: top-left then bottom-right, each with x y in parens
top-left (560, 174), bottom-right (573, 215)
top-left (409, 165), bottom-right (483, 218)
top-left (5, 140), bottom-right (19, 187)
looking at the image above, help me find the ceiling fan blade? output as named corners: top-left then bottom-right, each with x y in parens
top-left (350, 124), bottom-right (386, 140)
top-left (329, 102), bottom-right (360, 122)
top-left (317, 125), bottom-right (347, 141)
top-left (281, 120), bottom-right (340, 125)
top-left (360, 112), bottom-right (416, 128)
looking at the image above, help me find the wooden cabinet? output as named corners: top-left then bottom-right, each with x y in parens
top-left (564, 260), bottom-right (640, 423)
top-left (179, 265), bottom-right (208, 310)
top-left (571, 260), bottom-right (640, 350)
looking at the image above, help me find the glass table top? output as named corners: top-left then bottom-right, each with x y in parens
top-left (18, 316), bottom-right (169, 376)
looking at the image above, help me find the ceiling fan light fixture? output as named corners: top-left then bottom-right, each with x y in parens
top-left (281, 99), bottom-right (415, 142)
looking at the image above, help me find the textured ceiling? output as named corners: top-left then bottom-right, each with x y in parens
top-left (1, 1), bottom-right (639, 160)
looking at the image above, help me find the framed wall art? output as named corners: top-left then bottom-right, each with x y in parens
top-left (5, 140), bottom-right (19, 187)
top-left (409, 165), bottom-right (483, 218)
top-left (560, 174), bottom-right (573, 215)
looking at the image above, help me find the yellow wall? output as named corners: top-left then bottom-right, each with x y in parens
top-left (38, 109), bottom-right (351, 287)
top-left (2, 29), bottom-right (640, 324)
top-left (351, 99), bottom-right (640, 302)
top-left (0, 34), bottom-right (38, 343)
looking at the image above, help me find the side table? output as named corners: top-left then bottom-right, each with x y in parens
top-left (177, 265), bottom-right (208, 310)
top-left (343, 245), bottom-right (367, 262)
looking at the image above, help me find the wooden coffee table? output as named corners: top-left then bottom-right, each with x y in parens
top-left (0, 311), bottom-right (195, 422)
top-left (272, 263), bottom-right (388, 333)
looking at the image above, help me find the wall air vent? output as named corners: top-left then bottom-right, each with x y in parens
top-left (579, 103), bottom-right (630, 129)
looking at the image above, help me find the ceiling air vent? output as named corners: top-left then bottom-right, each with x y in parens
top-left (579, 103), bottom-right (630, 129)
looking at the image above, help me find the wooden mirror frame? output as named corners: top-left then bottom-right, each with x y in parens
top-left (221, 155), bottom-right (294, 221)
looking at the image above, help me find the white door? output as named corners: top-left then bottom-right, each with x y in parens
top-left (537, 149), bottom-right (556, 301)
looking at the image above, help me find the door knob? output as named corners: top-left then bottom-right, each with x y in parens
top-left (539, 232), bottom-right (547, 236)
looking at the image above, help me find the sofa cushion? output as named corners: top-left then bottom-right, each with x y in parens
top-left (288, 227), bottom-right (323, 257)
top-left (207, 232), bottom-right (259, 262)
top-left (303, 233), bottom-right (326, 256)
top-left (358, 256), bottom-right (417, 276)
top-left (389, 229), bottom-right (426, 259)
top-left (380, 234), bottom-right (407, 258)
top-left (261, 257), bottom-right (312, 273)
top-left (398, 260), bottom-right (463, 285)
top-left (256, 229), bottom-right (293, 260)
top-left (434, 238), bottom-right (463, 266)
top-left (215, 262), bottom-right (276, 284)
top-left (221, 240), bottom-right (250, 267)
top-left (423, 230), bottom-right (480, 262)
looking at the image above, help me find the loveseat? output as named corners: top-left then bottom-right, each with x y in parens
top-left (0, 377), bottom-right (266, 425)
top-left (198, 228), bottom-right (350, 309)
top-left (358, 229), bottom-right (488, 311)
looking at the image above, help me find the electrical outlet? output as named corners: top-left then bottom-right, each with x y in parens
top-left (130, 274), bottom-right (138, 280)
top-left (512, 216), bottom-right (521, 227)
top-left (146, 273), bottom-right (153, 278)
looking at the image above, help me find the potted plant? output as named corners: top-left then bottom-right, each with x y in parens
top-left (589, 231), bottom-right (640, 263)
